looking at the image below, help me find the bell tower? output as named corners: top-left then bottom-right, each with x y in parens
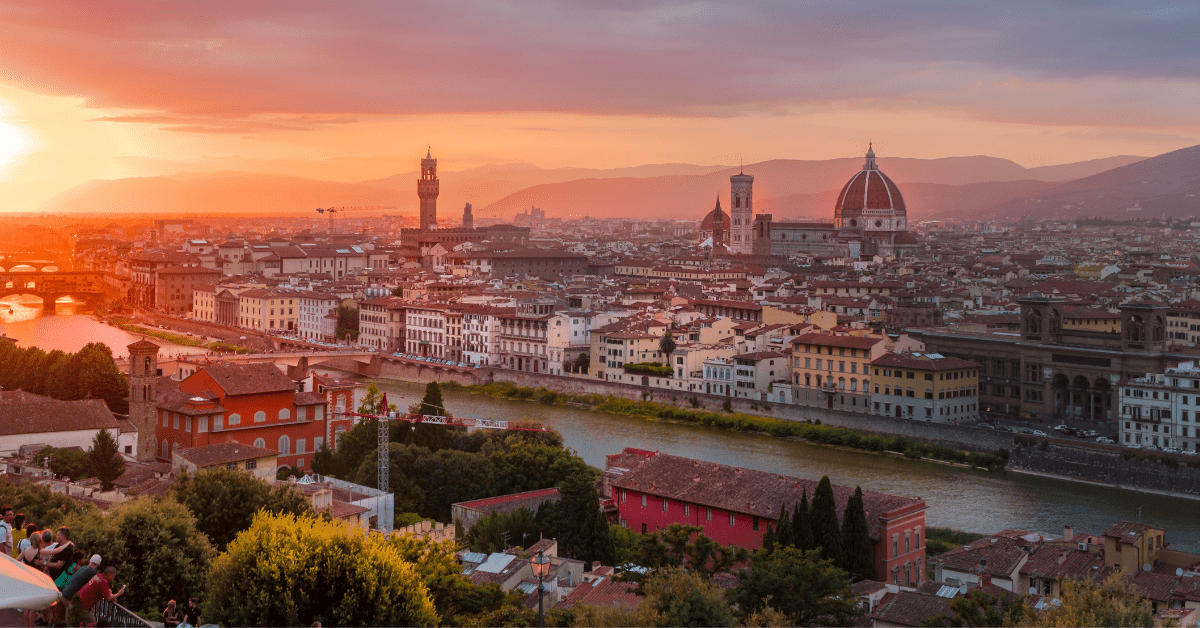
top-left (126, 339), bottom-right (161, 461)
top-left (418, 147), bottom-right (439, 231)
top-left (729, 169), bottom-right (754, 255)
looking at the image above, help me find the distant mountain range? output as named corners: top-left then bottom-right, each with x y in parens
top-left (979, 145), bottom-right (1200, 220)
top-left (27, 150), bottom-right (1185, 221)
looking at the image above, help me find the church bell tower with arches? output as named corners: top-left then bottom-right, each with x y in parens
top-left (729, 168), bottom-right (754, 255)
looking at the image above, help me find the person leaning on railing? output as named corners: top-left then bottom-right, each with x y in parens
top-left (60, 554), bottom-right (103, 627)
top-left (77, 566), bottom-right (127, 626)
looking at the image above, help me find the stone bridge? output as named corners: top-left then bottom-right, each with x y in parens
top-left (0, 271), bottom-right (109, 312)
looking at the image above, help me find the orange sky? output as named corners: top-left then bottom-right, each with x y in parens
top-left (0, 1), bottom-right (1196, 212)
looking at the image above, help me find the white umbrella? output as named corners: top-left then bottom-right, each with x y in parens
top-left (0, 553), bottom-right (60, 610)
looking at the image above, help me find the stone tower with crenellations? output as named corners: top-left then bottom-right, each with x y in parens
top-left (462, 202), bottom-right (473, 230)
top-left (126, 339), bottom-right (160, 461)
top-left (729, 168), bottom-right (754, 255)
top-left (418, 147), bottom-right (439, 231)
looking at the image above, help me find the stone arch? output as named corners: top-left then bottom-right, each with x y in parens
top-left (1153, 315), bottom-right (1165, 343)
top-left (1126, 315), bottom-right (1144, 342)
top-left (1026, 309), bottom-right (1042, 334)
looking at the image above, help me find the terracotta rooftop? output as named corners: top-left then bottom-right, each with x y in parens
top-left (175, 443), bottom-right (277, 468)
top-left (198, 362), bottom-right (296, 396)
top-left (607, 449), bottom-right (923, 541)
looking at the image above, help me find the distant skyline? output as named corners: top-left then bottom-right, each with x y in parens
top-left (0, 1), bottom-right (1196, 212)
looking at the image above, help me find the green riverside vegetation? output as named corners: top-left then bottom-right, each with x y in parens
top-left (114, 318), bottom-right (253, 353)
top-left (457, 381), bottom-right (1008, 470)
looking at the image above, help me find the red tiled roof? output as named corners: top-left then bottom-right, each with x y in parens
top-left (556, 577), bottom-right (640, 610)
top-left (608, 450), bottom-right (923, 541)
top-left (455, 487), bottom-right (561, 511)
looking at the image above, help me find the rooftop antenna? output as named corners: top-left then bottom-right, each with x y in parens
top-left (1137, 506), bottom-right (1142, 523)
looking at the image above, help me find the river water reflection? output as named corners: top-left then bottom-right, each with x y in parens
top-left (365, 377), bottom-right (1200, 551)
top-left (0, 295), bottom-right (209, 358)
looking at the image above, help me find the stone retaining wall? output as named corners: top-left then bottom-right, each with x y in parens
top-left (489, 369), bottom-right (1013, 452)
top-left (1008, 441), bottom-right (1200, 496)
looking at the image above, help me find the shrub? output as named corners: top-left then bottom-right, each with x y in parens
top-left (622, 362), bottom-right (673, 377)
top-left (62, 497), bottom-right (215, 618)
top-left (207, 512), bottom-right (438, 627)
top-left (722, 400), bottom-right (733, 413)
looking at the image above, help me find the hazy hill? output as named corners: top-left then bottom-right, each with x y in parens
top-left (761, 180), bottom-right (1060, 221)
top-left (32, 152), bottom-right (1148, 220)
top-left (983, 145), bottom-right (1200, 220)
top-left (479, 155), bottom-right (1135, 220)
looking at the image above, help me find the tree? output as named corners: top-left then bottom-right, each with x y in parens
top-left (416, 381), bottom-right (447, 416)
top-left (391, 286), bottom-right (404, 297)
top-left (409, 381), bottom-right (455, 450)
top-left (465, 507), bottom-right (542, 554)
top-left (387, 535), bottom-right (513, 626)
top-left (810, 476), bottom-right (843, 566)
top-left (336, 303), bottom-right (359, 342)
top-left (62, 497), bottom-right (215, 618)
top-left (550, 471), bottom-right (615, 568)
top-left (1014, 573), bottom-right (1155, 628)
top-left (841, 486), bottom-right (877, 580)
top-left (730, 547), bottom-right (860, 627)
top-left (659, 331), bottom-right (677, 357)
top-left (358, 382), bottom-right (396, 414)
top-left (88, 428), bottom-right (124, 490)
top-left (773, 504), bottom-right (792, 549)
top-left (173, 467), bottom-right (312, 550)
top-left (794, 489), bottom-right (814, 552)
top-left (639, 566), bottom-right (735, 628)
top-left (574, 352), bottom-right (590, 374)
top-left (206, 512), bottom-right (438, 627)
top-left (922, 589), bottom-right (1024, 628)
top-left (36, 445), bottom-right (91, 481)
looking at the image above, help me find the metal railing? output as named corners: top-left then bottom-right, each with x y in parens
top-left (94, 599), bottom-right (155, 628)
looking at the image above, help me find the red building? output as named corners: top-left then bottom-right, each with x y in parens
top-left (155, 362), bottom-right (353, 470)
top-left (602, 448), bottom-right (928, 586)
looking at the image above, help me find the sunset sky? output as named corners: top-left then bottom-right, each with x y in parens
top-left (0, 1), bottom-right (1197, 212)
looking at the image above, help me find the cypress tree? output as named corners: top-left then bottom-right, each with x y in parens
top-left (794, 489), bottom-right (814, 552)
top-left (761, 524), bottom-right (777, 553)
top-left (841, 487), bottom-right (877, 581)
top-left (810, 476), bottom-right (843, 566)
top-left (774, 504), bottom-right (792, 548)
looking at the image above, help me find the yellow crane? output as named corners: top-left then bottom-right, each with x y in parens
top-left (315, 206), bottom-right (396, 235)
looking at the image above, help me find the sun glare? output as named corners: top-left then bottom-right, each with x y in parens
top-left (0, 121), bottom-right (31, 176)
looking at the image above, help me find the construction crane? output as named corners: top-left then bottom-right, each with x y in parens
top-left (339, 393), bottom-right (550, 492)
top-left (315, 206), bottom-right (397, 235)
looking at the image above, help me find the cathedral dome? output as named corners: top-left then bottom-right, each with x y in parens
top-left (834, 144), bottom-right (906, 226)
top-left (701, 198), bottom-right (729, 231)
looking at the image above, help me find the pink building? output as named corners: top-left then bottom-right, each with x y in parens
top-left (602, 448), bottom-right (928, 586)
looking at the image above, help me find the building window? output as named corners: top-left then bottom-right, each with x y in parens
top-left (254, 438), bottom-right (266, 449)
top-left (753, 517), bottom-right (759, 531)
top-left (707, 508), bottom-right (712, 522)
top-left (278, 436), bottom-right (291, 455)
top-left (684, 503), bottom-right (690, 516)
top-left (641, 523), bottom-right (647, 533)
top-left (663, 500), bottom-right (668, 513)
top-left (893, 537), bottom-right (899, 558)
top-left (641, 494), bottom-right (647, 507)
top-left (246, 459), bottom-right (257, 470)
top-left (279, 408), bottom-right (291, 420)
top-left (254, 411), bottom-right (266, 423)
top-left (729, 512), bottom-right (735, 527)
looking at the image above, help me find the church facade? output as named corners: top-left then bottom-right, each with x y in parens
top-left (703, 145), bottom-right (918, 259)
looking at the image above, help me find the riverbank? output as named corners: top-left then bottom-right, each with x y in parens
top-left (112, 318), bottom-right (253, 354)
top-left (449, 381), bottom-right (1009, 471)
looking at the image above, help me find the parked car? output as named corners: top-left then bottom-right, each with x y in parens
top-left (1080, 430), bottom-right (1099, 438)
top-left (1183, 449), bottom-right (1198, 456)
top-left (1127, 444), bottom-right (1141, 449)
top-left (1145, 445), bottom-right (1159, 452)
top-left (1095, 437), bottom-right (1115, 444)
top-left (979, 423), bottom-right (996, 430)
top-left (1052, 424), bottom-right (1070, 432)
top-left (1031, 430), bottom-right (1047, 436)
top-left (1162, 447), bottom-right (1179, 454)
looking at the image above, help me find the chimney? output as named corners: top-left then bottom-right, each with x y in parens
top-left (1064, 524), bottom-right (1074, 540)
top-left (980, 574), bottom-right (992, 588)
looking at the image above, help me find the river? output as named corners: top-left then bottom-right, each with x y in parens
top-left (0, 295), bottom-right (210, 359)
top-left (361, 377), bottom-right (1200, 551)
top-left (5, 302), bottom-right (1197, 550)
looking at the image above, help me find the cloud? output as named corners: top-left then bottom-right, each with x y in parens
top-left (0, 0), bottom-right (1195, 131)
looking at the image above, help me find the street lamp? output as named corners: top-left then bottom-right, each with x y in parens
top-left (532, 549), bottom-right (551, 627)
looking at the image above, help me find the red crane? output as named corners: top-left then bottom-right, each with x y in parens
top-left (315, 206), bottom-right (397, 235)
